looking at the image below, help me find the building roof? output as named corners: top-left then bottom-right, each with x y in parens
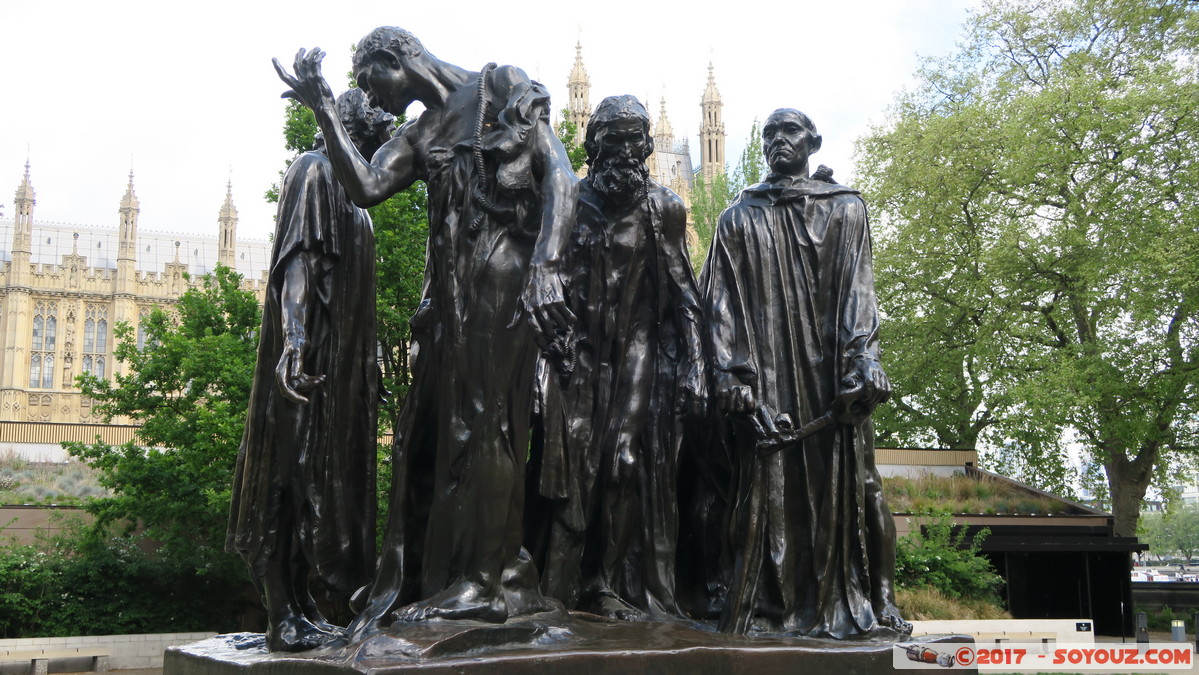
top-left (884, 463), bottom-right (1105, 517)
top-left (651, 140), bottom-right (695, 190)
top-left (0, 218), bottom-right (271, 279)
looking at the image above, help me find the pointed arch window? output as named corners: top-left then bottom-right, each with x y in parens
top-left (136, 307), bottom-right (152, 349)
top-left (29, 301), bottom-right (58, 388)
top-left (82, 304), bottom-right (109, 379)
top-left (29, 354), bottom-right (41, 389)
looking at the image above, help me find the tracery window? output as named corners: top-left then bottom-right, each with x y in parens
top-left (82, 304), bottom-right (109, 379)
top-left (29, 301), bottom-right (58, 388)
top-left (136, 306), bottom-right (154, 349)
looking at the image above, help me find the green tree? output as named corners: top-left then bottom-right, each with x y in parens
top-left (1139, 507), bottom-right (1199, 563)
top-left (689, 119), bottom-right (766, 273)
top-left (556, 108), bottom-right (588, 173)
top-left (860, 94), bottom-right (1005, 454)
top-left (282, 98), bottom-right (319, 156)
top-left (730, 119), bottom-right (766, 190)
top-left (65, 265), bottom-right (260, 566)
top-left (688, 171), bottom-right (733, 273)
top-left (857, 0), bottom-right (1199, 534)
top-left (1139, 511), bottom-right (1169, 561)
top-left (265, 99), bottom-right (319, 203)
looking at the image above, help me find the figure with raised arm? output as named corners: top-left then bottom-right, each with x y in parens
top-left (274, 27), bottom-right (577, 637)
top-left (227, 88), bottom-right (391, 652)
top-left (702, 108), bottom-right (911, 638)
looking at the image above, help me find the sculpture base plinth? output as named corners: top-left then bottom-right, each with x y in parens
top-left (164, 612), bottom-right (974, 675)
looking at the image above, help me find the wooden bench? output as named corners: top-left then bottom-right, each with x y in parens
top-left (0, 647), bottom-right (110, 674)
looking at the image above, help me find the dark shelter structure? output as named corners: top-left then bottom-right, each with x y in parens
top-left (955, 465), bottom-right (1143, 636)
top-left (882, 456), bottom-right (1143, 637)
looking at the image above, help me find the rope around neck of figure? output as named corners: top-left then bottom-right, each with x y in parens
top-left (470, 63), bottom-right (503, 231)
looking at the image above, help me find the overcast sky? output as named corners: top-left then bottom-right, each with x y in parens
top-left (0, 0), bottom-right (977, 242)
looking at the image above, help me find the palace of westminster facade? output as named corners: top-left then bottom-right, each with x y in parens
top-left (0, 165), bottom-right (272, 431)
top-left (0, 43), bottom-right (726, 440)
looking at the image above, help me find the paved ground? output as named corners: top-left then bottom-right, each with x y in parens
top-left (66, 635), bottom-right (1199, 675)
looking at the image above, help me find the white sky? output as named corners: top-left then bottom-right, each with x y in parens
top-left (0, 0), bottom-right (977, 242)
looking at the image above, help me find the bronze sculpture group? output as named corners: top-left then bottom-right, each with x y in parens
top-left (229, 25), bottom-right (911, 654)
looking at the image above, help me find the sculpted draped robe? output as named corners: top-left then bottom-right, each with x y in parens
top-left (702, 174), bottom-right (898, 638)
top-left (350, 64), bottom-right (576, 634)
top-left (227, 148), bottom-right (378, 597)
top-left (529, 179), bottom-right (703, 617)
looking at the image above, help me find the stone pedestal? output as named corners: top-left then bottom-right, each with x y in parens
top-left (164, 612), bottom-right (974, 675)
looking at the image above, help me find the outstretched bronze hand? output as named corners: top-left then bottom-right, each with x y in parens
top-left (273, 47), bottom-right (335, 112)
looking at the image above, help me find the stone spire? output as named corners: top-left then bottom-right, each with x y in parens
top-left (12, 159), bottom-right (35, 258)
top-left (1, 161), bottom-right (37, 390)
top-left (700, 62), bottom-right (726, 181)
top-left (115, 170), bottom-right (140, 294)
top-left (567, 39), bottom-right (591, 141)
top-left (218, 179), bottom-right (238, 268)
top-left (117, 170), bottom-right (139, 263)
top-left (655, 96), bottom-right (675, 151)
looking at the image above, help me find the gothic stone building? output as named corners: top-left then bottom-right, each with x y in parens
top-left (565, 40), bottom-right (726, 207)
top-left (3, 43), bottom-right (725, 450)
top-left (0, 163), bottom-right (270, 435)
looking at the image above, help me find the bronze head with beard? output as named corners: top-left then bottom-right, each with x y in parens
top-left (584, 95), bottom-right (654, 206)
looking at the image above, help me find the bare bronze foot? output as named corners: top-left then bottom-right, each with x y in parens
top-left (586, 590), bottom-right (644, 622)
top-left (501, 552), bottom-right (563, 617)
top-left (344, 614), bottom-right (385, 644)
top-left (392, 581), bottom-right (507, 623)
top-left (877, 604), bottom-right (913, 635)
top-left (267, 613), bottom-right (340, 652)
top-left (298, 594), bottom-right (339, 633)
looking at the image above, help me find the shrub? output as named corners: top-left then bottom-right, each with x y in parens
top-left (896, 509), bottom-right (1005, 603)
top-left (1144, 606), bottom-right (1199, 633)
top-left (0, 542), bottom-right (55, 636)
top-left (0, 519), bottom-right (246, 638)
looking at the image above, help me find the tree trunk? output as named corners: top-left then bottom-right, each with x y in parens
top-left (1107, 448), bottom-right (1156, 538)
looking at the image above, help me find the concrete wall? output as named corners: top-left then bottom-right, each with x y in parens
top-left (0, 442), bottom-right (69, 463)
top-left (876, 447), bottom-right (978, 479)
top-left (1132, 581), bottom-right (1199, 613)
top-left (0, 505), bottom-right (92, 545)
top-left (0, 632), bottom-right (215, 671)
